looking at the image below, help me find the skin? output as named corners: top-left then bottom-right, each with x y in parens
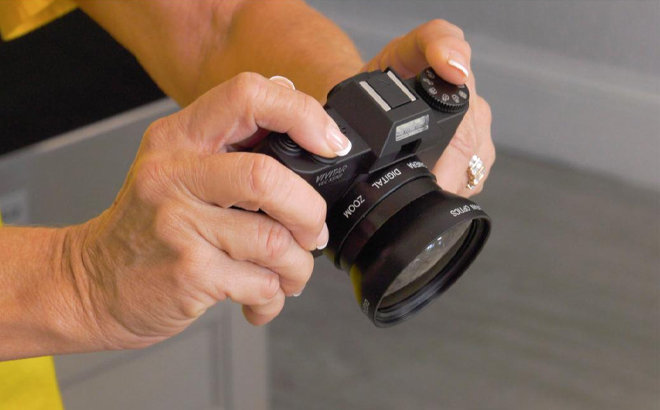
top-left (361, 20), bottom-right (495, 196)
top-left (0, 0), bottom-right (494, 360)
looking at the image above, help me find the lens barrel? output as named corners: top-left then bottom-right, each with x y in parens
top-left (325, 156), bottom-right (491, 327)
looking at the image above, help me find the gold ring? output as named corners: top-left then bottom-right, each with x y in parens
top-left (466, 155), bottom-right (486, 190)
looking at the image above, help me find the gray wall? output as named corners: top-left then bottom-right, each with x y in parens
top-left (269, 5), bottom-right (659, 410)
top-left (309, 0), bottom-right (660, 190)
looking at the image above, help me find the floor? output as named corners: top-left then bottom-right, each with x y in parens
top-left (269, 150), bottom-right (660, 410)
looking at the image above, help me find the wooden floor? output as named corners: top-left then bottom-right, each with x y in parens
top-left (269, 151), bottom-right (660, 410)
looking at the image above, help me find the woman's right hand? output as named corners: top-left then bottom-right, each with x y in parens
top-left (64, 72), bottom-right (351, 350)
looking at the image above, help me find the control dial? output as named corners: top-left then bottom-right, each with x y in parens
top-left (276, 134), bottom-right (338, 164)
top-left (415, 68), bottom-right (469, 113)
top-left (277, 135), bottom-right (301, 153)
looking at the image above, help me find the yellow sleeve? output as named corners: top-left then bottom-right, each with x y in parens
top-left (0, 0), bottom-right (77, 41)
top-left (0, 213), bottom-right (65, 409)
top-left (0, 357), bottom-right (65, 410)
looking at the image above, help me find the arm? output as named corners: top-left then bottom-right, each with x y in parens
top-left (74, 0), bottom-right (364, 104)
top-left (1, 74), bottom-right (336, 360)
top-left (0, 226), bottom-right (99, 360)
top-left (74, 0), bottom-right (494, 196)
top-left (1, 3), bottom-right (494, 360)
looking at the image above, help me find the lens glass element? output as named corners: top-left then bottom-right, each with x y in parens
top-left (380, 220), bottom-right (472, 308)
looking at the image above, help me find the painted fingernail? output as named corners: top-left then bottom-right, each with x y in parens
top-left (447, 53), bottom-right (469, 78)
top-left (293, 286), bottom-right (305, 297)
top-left (269, 75), bottom-right (296, 90)
top-left (316, 223), bottom-right (329, 250)
top-left (327, 125), bottom-right (351, 156)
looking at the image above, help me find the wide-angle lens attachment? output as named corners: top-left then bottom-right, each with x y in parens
top-left (379, 219), bottom-right (472, 309)
top-left (325, 156), bottom-right (491, 327)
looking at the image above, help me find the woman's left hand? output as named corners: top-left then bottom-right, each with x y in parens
top-left (361, 19), bottom-right (494, 197)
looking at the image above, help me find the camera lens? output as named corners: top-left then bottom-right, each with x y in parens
top-left (325, 157), bottom-right (491, 327)
top-left (379, 219), bottom-right (472, 309)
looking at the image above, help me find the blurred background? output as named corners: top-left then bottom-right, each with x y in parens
top-left (0, 1), bottom-right (658, 409)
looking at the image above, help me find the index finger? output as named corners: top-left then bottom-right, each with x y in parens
top-left (185, 152), bottom-right (327, 251)
top-left (159, 72), bottom-right (352, 158)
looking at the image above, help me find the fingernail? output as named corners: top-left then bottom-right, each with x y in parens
top-left (316, 223), bottom-right (329, 250)
top-left (447, 53), bottom-right (469, 78)
top-left (269, 75), bottom-right (296, 90)
top-left (327, 125), bottom-right (351, 156)
top-left (293, 286), bottom-right (305, 297)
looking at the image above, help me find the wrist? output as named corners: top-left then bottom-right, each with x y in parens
top-left (25, 223), bottom-right (111, 355)
top-left (58, 218), bottom-right (128, 352)
top-left (0, 224), bottom-right (108, 359)
top-left (192, 0), bottom-right (364, 105)
top-left (56, 223), bottom-right (102, 348)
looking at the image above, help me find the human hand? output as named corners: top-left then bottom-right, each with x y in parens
top-left (362, 19), bottom-right (494, 196)
top-left (65, 73), bottom-right (352, 349)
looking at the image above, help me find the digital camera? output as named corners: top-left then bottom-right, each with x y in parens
top-left (254, 67), bottom-right (491, 327)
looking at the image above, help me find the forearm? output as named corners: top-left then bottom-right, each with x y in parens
top-left (75, 0), bottom-right (364, 104)
top-left (195, 0), bottom-right (364, 102)
top-left (0, 226), bottom-right (98, 360)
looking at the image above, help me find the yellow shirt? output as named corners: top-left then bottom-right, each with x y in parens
top-left (0, 210), bottom-right (65, 409)
top-left (0, 219), bottom-right (65, 409)
top-left (1, 3), bottom-right (75, 408)
top-left (0, 0), bottom-right (75, 41)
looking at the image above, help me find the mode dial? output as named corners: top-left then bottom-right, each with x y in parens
top-left (415, 68), bottom-right (469, 113)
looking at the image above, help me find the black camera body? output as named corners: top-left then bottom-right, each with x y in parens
top-left (255, 68), bottom-right (469, 209)
top-left (254, 68), bottom-right (490, 327)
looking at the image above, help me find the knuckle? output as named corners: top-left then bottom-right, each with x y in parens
top-left (282, 252), bottom-right (314, 295)
top-left (246, 154), bottom-right (285, 200)
top-left (260, 272), bottom-right (281, 302)
top-left (174, 272), bottom-right (212, 319)
top-left (143, 117), bottom-right (169, 146)
top-left (310, 196), bottom-right (327, 233)
top-left (478, 97), bottom-right (492, 124)
top-left (259, 218), bottom-right (293, 261)
top-left (133, 157), bottom-right (170, 203)
top-left (153, 202), bottom-right (187, 241)
top-left (142, 115), bottom-right (188, 150)
top-left (143, 109), bottom-right (193, 150)
top-left (179, 245), bottom-right (209, 272)
top-left (228, 72), bottom-right (265, 103)
top-left (173, 248), bottom-right (218, 302)
top-left (429, 18), bottom-right (464, 38)
top-left (300, 253), bottom-right (315, 284)
top-left (272, 297), bottom-right (286, 318)
top-left (179, 300), bottom-right (208, 321)
top-left (428, 18), bottom-right (449, 29)
top-left (450, 138), bottom-right (474, 164)
top-left (296, 93), bottom-right (315, 122)
top-left (234, 71), bottom-right (263, 85)
top-left (152, 204), bottom-right (199, 259)
top-left (450, 122), bottom-right (477, 160)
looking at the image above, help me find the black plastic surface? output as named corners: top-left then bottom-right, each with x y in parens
top-left (367, 72), bottom-right (411, 108)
